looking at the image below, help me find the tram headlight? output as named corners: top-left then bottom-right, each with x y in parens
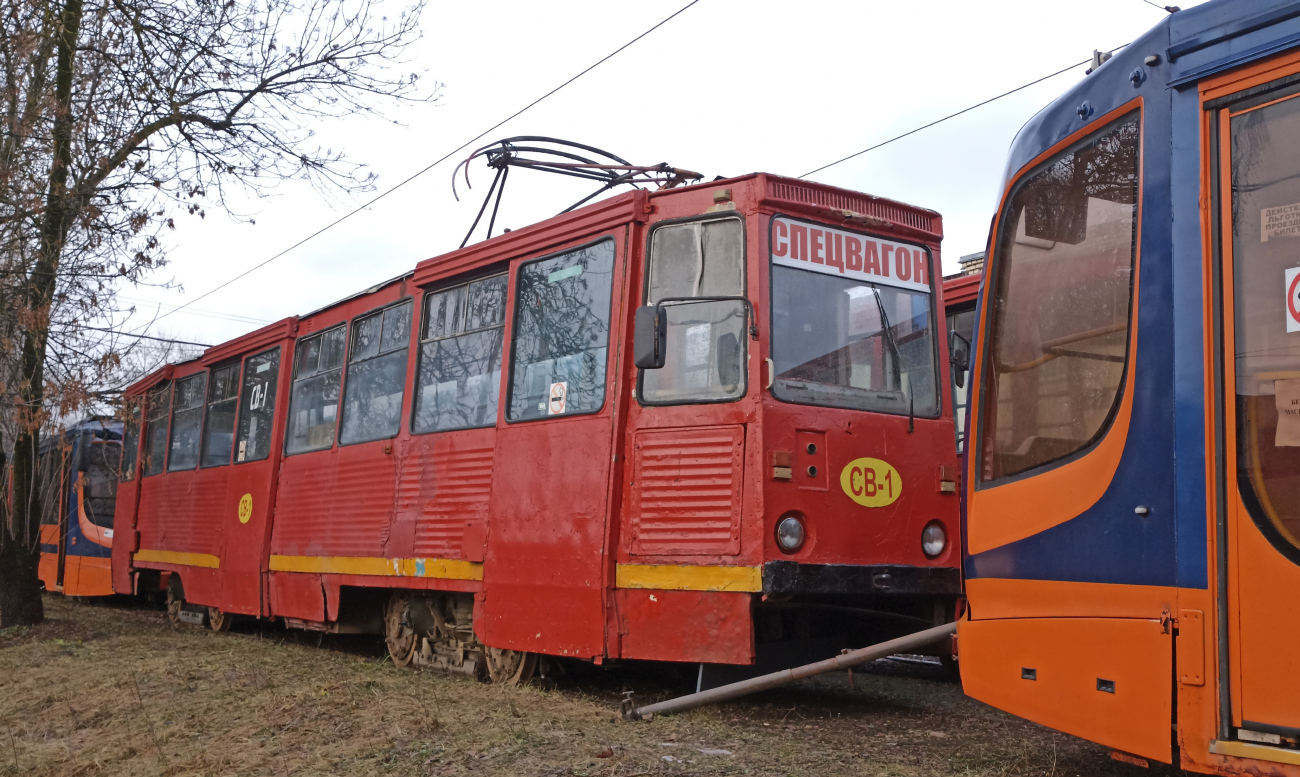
top-left (922, 521), bottom-right (947, 558)
top-left (775, 514), bottom-right (806, 553)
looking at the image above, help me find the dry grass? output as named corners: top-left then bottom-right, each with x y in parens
top-left (0, 595), bottom-right (1152, 776)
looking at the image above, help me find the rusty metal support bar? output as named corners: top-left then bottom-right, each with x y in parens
top-left (622, 621), bottom-right (957, 720)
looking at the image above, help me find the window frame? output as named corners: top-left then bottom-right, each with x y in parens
top-left (119, 398), bottom-right (141, 483)
top-left (337, 297), bottom-right (415, 447)
top-left (410, 268), bottom-right (510, 436)
top-left (972, 109), bottom-right (1142, 490)
top-left (765, 213), bottom-right (943, 419)
top-left (636, 212), bottom-right (750, 408)
top-left (166, 372), bottom-right (207, 473)
top-left (142, 381), bottom-right (172, 477)
top-left (199, 360), bottom-right (243, 469)
top-left (504, 235), bottom-right (619, 424)
top-left (235, 346), bottom-right (282, 464)
top-left (284, 322), bottom-right (349, 457)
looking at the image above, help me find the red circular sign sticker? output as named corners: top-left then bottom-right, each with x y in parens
top-left (1289, 271), bottom-right (1300, 326)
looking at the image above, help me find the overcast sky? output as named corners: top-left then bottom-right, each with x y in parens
top-left (121, 0), bottom-right (1203, 348)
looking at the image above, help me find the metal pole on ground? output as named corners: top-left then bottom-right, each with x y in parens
top-left (622, 621), bottom-right (957, 720)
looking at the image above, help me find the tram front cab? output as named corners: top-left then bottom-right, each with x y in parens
top-left (959, 2), bottom-right (1300, 774)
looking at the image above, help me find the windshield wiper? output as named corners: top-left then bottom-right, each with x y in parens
top-left (871, 285), bottom-right (914, 434)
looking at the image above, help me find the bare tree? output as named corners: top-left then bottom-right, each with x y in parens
top-left (0, 0), bottom-right (433, 626)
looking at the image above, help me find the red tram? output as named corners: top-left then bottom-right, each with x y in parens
top-left (112, 174), bottom-right (961, 681)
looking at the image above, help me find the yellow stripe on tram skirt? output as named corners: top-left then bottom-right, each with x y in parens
top-left (267, 555), bottom-right (483, 581)
top-left (134, 549), bottom-right (221, 569)
top-left (615, 563), bottom-right (762, 592)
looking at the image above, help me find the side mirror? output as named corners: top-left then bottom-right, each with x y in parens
top-left (716, 332), bottom-right (741, 387)
top-left (634, 305), bottom-right (667, 369)
top-left (948, 330), bottom-right (971, 389)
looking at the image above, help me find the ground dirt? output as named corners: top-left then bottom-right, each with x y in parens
top-left (0, 595), bottom-right (1167, 777)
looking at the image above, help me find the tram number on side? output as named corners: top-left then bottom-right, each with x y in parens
top-left (840, 457), bottom-right (902, 508)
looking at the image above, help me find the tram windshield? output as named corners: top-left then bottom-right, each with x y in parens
top-left (769, 219), bottom-right (939, 416)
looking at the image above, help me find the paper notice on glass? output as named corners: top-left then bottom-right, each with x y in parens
top-left (1263, 203), bottom-right (1300, 242)
top-left (1275, 379), bottom-right (1300, 446)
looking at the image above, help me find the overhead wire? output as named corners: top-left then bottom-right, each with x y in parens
top-left (139, 0), bottom-right (703, 332)
top-left (800, 45), bottom-right (1129, 179)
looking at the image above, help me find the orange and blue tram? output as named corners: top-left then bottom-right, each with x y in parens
top-left (958, 0), bottom-right (1300, 773)
top-left (36, 417), bottom-right (123, 597)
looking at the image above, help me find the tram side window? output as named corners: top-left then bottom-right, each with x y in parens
top-left (413, 273), bottom-right (507, 433)
top-left (979, 111), bottom-right (1139, 482)
top-left (339, 302), bottom-right (413, 445)
top-left (167, 374), bottom-right (205, 471)
top-left (641, 217), bottom-right (747, 404)
top-left (119, 400), bottom-right (140, 482)
top-left (237, 347), bottom-right (280, 461)
top-left (508, 239), bottom-right (616, 420)
top-left (83, 442), bottom-right (121, 528)
top-left (201, 363), bottom-right (240, 467)
top-left (143, 382), bottom-right (171, 476)
top-left (1229, 90), bottom-right (1300, 554)
top-left (949, 305), bottom-right (976, 453)
top-left (287, 327), bottom-right (346, 453)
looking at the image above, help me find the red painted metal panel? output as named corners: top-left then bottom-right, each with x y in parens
top-left (629, 426), bottom-right (744, 556)
top-left (272, 448), bottom-right (396, 558)
top-left (137, 469), bottom-right (227, 556)
top-left (616, 589), bottom-right (754, 664)
top-left (202, 317), bottom-right (297, 365)
top-left (392, 433), bottom-right (495, 560)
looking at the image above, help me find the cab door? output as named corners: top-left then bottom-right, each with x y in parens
top-left (480, 232), bottom-right (629, 659)
top-left (1216, 69), bottom-right (1300, 738)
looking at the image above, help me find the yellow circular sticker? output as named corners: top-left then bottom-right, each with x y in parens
top-left (237, 493), bottom-right (253, 524)
top-left (840, 458), bottom-right (903, 507)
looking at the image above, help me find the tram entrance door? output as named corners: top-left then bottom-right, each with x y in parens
top-left (1217, 71), bottom-right (1300, 739)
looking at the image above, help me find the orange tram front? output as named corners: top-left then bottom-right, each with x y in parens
top-left (958, 0), bottom-right (1300, 774)
top-left (112, 173), bottom-right (962, 682)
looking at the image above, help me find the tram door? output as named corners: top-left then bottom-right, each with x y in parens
top-left (1217, 73), bottom-right (1300, 737)
top-left (480, 234), bottom-right (627, 658)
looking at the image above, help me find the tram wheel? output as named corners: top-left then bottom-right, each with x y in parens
top-left (208, 607), bottom-right (233, 633)
top-left (484, 647), bottom-right (537, 685)
top-left (384, 596), bottom-right (417, 668)
top-left (165, 578), bottom-right (184, 628)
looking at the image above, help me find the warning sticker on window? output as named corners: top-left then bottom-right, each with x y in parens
top-left (1263, 203), bottom-right (1300, 242)
top-left (1275, 379), bottom-right (1300, 446)
top-left (548, 381), bottom-right (567, 415)
top-left (1287, 267), bottom-right (1300, 334)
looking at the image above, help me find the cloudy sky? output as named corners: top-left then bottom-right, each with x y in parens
top-left (121, 0), bottom-right (1200, 348)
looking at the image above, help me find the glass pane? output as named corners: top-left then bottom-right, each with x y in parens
top-left (84, 442), bottom-right (120, 528)
top-left (320, 326), bottom-right (347, 371)
top-left (772, 267), bottom-right (938, 415)
top-left (979, 112), bottom-right (1139, 482)
top-left (296, 336), bottom-right (320, 378)
top-left (119, 400), bottom-right (140, 482)
top-left (700, 219), bottom-right (744, 296)
top-left (167, 374), bottom-right (206, 472)
top-left (949, 307), bottom-right (977, 453)
top-left (236, 348), bottom-right (280, 462)
top-left (286, 371), bottom-right (341, 453)
top-left (201, 363), bottom-right (240, 467)
top-left (467, 275), bottom-right (508, 330)
top-left (340, 349), bottom-right (409, 444)
top-left (380, 302), bottom-right (412, 354)
top-left (144, 383), bottom-right (171, 476)
top-left (424, 286), bottom-right (466, 339)
top-left (1231, 94), bottom-right (1300, 554)
top-left (508, 239), bottom-right (615, 420)
top-left (414, 329), bottom-right (504, 433)
top-left (648, 224), bottom-right (702, 301)
top-left (352, 311), bottom-right (382, 362)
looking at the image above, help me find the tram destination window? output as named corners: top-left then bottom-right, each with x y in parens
top-left (237, 348), bottom-right (280, 461)
top-left (167, 374), bottom-right (206, 471)
top-left (287, 327), bottom-right (345, 454)
top-left (201, 363), bottom-right (240, 467)
top-left (979, 111), bottom-right (1139, 482)
top-left (413, 273), bottom-right (507, 433)
top-left (641, 217), bottom-right (747, 404)
top-left (508, 239), bottom-right (615, 420)
top-left (340, 301), bottom-right (413, 445)
top-left (119, 400), bottom-right (140, 482)
top-left (143, 382), bottom-right (171, 476)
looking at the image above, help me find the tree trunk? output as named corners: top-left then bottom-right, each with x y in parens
top-left (0, 0), bottom-right (82, 628)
